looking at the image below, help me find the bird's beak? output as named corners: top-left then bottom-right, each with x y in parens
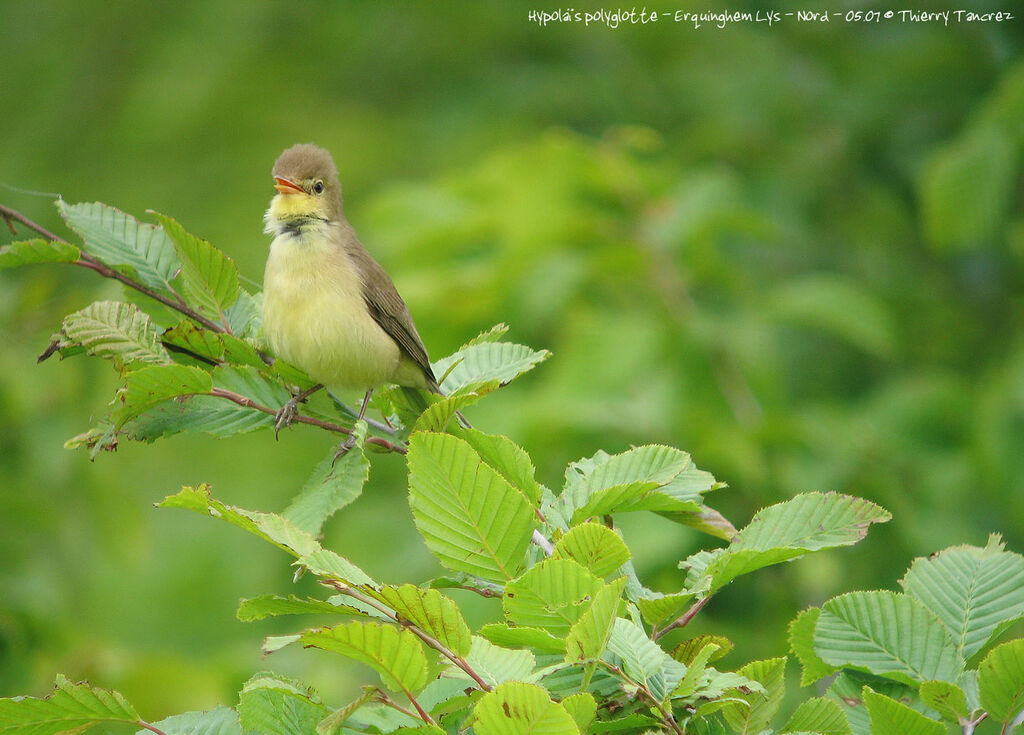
top-left (273, 177), bottom-right (304, 195)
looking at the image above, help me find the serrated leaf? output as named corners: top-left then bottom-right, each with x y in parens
top-left (408, 432), bottom-right (536, 582)
top-left (552, 523), bottom-right (630, 578)
top-left (672, 642), bottom-right (720, 699)
top-left (237, 673), bottom-right (327, 735)
top-left (636, 590), bottom-right (695, 628)
top-left (789, 606), bottom-right (838, 686)
top-left (460, 429), bottom-right (543, 505)
top-left (58, 200), bottom-right (180, 290)
top-left (457, 636), bottom-right (537, 687)
top-left (301, 621), bottom-right (429, 694)
top-left (284, 430), bottom-right (370, 537)
top-left (978, 639), bottom-right (1024, 723)
top-left (782, 696), bottom-right (850, 735)
top-left (162, 321), bottom-right (266, 369)
top-left (503, 559), bottom-right (604, 635)
top-left (861, 687), bottom-right (944, 735)
top-left (316, 688), bottom-right (375, 735)
top-left (685, 493), bottom-right (891, 594)
top-left (720, 657), bottom-right (786, 735)
top-left (589, 713), bottom-right (660, 733)
top-left (414, 383), bottom-right (497, 433)
top-left (372, 584), bottom-right (472, 657)
top-left (0, 238), bottom-right (80, 268)
top-left (918, 680), bottom-right (968, 722)
top-left (434, 342), bottom-right (550, 394)
top-left (153, 212), bottom-right (239, 321)
top-left (606, 617), bottom-right (684, 697)
top-left (478, 624), bottom-right (566, 655)
top-left (462, 324), bottom-right (510, 347)
top-left (140, 705), bottom-right (242, 735)
top-left (113, 364), bottom-right (212, 425)
top-left (237, 594), bottom-right (366, 622)
top-left (296, 548), bottom-right (376, 587)
top-left (159, 484), bottom-right (323, 559)
top-left (901, 534), bottom-right (1024, 662)
top-left (560, 693), bottom-right (595, 733)
top-left (225, 288), bottom-right (262, 339)
top-left (814, 591), bottom-right (963, 686)
top-left (62, 300), bottom-right (169, 369)
top-left (672, 635), bottom-right (733, 666)
top-left (565, 577), bottom-right (626, 662)
top-left (826, 671), bottom-right (915, 735)
top-left (473, 681), bottom-right (579, 735)
top-left (0, 674), bottom-right (140, 734)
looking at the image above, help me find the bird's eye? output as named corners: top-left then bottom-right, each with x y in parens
top-left (313, 181), bottom-right (324, 194)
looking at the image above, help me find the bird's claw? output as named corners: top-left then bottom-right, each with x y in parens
top-left (331, 434), bottom-right (358, 465)
top-left (274, 398), bottom-right (300, 438)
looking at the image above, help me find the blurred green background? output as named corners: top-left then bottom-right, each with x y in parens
top-left (2, 0), bottom-right (1022, 720)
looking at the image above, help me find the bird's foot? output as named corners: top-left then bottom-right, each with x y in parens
top-left (331, 434), bottom-right (359, 465)
top-left (274, 398), bottom-right (300, 438)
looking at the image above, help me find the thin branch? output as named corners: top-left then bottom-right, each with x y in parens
top-left (323, 580), bottom-right (492, 692)
top-left (654, 596), bottom-right (710, 641)
top-left (374, 687), bottom-right (436, 726)
top-left (1, 203), bottom-right (226, 333)
top-left (531, 529), bottom-right (554, 556)
top-left (135, 722), bottom-right (170, 735)
top-left (596, 661), bottom-right (683, 735)
top-left (207, 387), bottom-right (407, 454)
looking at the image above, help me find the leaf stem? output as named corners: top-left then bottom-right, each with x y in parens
top-left (596, 661), bottom-right (683, 735)
top-left (324, 580), bottom-right (492, 692)
top-left (375, 688), bottom-right (436, 726)
top-left (653, 596), bottom-right (709, 641)
top-left (136, 722), bottom-right (170, 735)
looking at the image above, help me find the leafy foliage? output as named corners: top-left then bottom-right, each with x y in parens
top-left (1, 202), bottom-right (1021, 735)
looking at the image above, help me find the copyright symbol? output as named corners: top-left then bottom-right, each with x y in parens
top-left (884, 10), bottom-right (893, 18)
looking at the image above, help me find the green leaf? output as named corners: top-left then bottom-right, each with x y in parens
top-left (560, 693), bottom-right (596, 733)
top-left (408, 432), bottom-right (536, 582)
top-left (552, 523), bottom-right (630, 578)
top-left (0, 238), bottom-right (80, 268)
top-left (315, 687), bottom-right (375, 735)
top-left (672, 641), bottom-right (721, 699)
top-left (564, 577), bottom-right (626, 662)
top-left (672, 635), bottom-right (733, 665)
top-left (918, 680), bottom-right (968, 722)
top-left (434, 342), bottom-right (551, 394)
top-left (861, 687), bottom-right (944, 735)
top-left (111, 364), bottom-right (212, 426)
top-left (901, 534), bottom-right (1024, 662)
top-left (789, 606), bottom-right (838, 686)
top-left (301, 621), bottom-right (429, 694)
top-left (978, 639), bottom-right (1024, 723)
top-left (685, 493), bottom-right (891, 594)
top-left (0, 674), bottom-right (140, 734)
top-left (159, 484), bottom-right (322, 558)
top-left (561, 445), bottom-right (699, 523)
top-left (920, 125), bottom-right (1016, 252)
top-left (462, 323), bottom-right (510, 347)
top-left (162, 321), bottom-right (266, 369)
top-left (237, 672), bottom-right (327, 735)
top-left (606, 617), bottom-right (685, 699)
top-left (814, 591), bottom-right (963, 686)
top-left (237, 594), bottom-right (367, 622)
top-left (61, 300), bottom-right (170, 369)
top-left (142, 706), bottom-right (242, 735)
top-left (636, 590), bottom-right (695, 629)
top-left (503, 559), bottom-right (604, 635)
top-left (413, 384), bottom-right (496, 432)
top-left (153, 212), bottom-right (239, 321)
top-left (296, 548), bottom-right (377, 587)
top-left (58, 200), bottom-right (180, 291)
top-left (473, 681), bottom-right (579, 735)
top-left (459, 636), bottom-right (537, 687)
top-left (782, 696), bottom-right (850, 735)
top-left (478, 624), bottom-right (566, 655)
top-left (720, 657), bottom-right (786, 735)
top-left (768, 274), bottom-right (899, 359)
top-left (372, 584), bottom-right (472, 657)
top-left (225, 288), bottom-right (262, 339)
top-left (460, 429), bottom-right (543, 505)
top-left (284, 431), bottom-right (370, 537)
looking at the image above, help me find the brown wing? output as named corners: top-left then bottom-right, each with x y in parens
top-left (345, 236), bottom-right (440, 392)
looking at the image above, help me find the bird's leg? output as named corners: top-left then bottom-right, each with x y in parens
top-left (332, 389), bottom-right (374, 464)
top-left (275, 384), bottom-right (324, 438)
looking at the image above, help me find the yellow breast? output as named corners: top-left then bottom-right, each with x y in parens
top-left (261, 224), bottom-right (401, 393)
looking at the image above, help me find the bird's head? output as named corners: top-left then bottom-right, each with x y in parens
top-left (266, 144), bottom-right (343, 227)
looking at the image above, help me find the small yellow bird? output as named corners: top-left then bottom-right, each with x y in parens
top-left (262, 143), bottom-right (440, 445)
